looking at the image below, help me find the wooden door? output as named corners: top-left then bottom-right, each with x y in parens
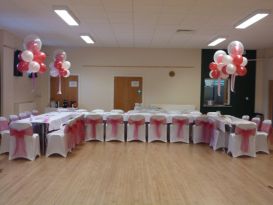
top-left (50, 75), bottom-right (78, 107)
top-left (269, 80), bottom-right (273, 120)
top-left (114, 77), bottom-right (142, 112)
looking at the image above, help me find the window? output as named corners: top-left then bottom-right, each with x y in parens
top-left (204, 79), bottom-right (230, 106)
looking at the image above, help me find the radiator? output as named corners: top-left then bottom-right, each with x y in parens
top-left (15, 102), bottom-right (36, 113)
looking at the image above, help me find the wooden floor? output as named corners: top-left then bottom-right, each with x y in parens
top-left (0, 142), bottom-right (273, 205)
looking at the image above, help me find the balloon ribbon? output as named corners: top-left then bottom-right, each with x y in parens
top-left (57, 75), bottom-right (62, 95)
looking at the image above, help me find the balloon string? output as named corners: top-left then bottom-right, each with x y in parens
top-left (57, 75), bottom-right (62, 95)
top-left (32, 73), bottom-right (35, 92)
top-left (231, 74), bottom-right (236, 92)
top-left (217, 78), bottom-right (221, 96)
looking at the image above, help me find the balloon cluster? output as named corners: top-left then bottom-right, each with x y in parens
top-left (208, 41), bottom-right (248, 94)
top-left (49, 49), bottom-right (71, 78)
top-left (17, 35), bottom-right (47, 74)
top-left (209, 41), bottom-right (248, 79)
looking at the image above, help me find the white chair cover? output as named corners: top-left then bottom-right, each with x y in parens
top-left (127, 115), bottom-right (146, 142)
top-left (32, 109), bottom-right (39, 116)
top-left (9, 115), bottom-right (19, 122)
top-left (111, 109), bottom-right (124, 114)
top-left (92, 109), bottom-right (105, 113)
top-left (9, 122), bottom-right (40, 160)
top-left (105, 115), bottom-right (124, 142)
top-left (0, 117), bottom-right (10, 154)
top-left (148, 115), bottom-right (167, 142)
top-left (251, 117), bottom-right (261, 130)
top-left (255, 120), bottom-right (271, 154)
top-left (170, 116), bottom-right (189, 143)
top-left (19, 112), bottom-right (28, 119)
top-left (46, 120), bottom-right (73, 157)
top-left (242, 115), bottom-right (250, 120)
top-left (85, 114), bottom-right (104, 142)
top-left (192, 116), bottom-right (215, 144)
top-left (227, 123), bottom-right (256, 157)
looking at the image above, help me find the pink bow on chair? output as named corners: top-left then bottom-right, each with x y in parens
top-left (195, 120), bottom-right (214, 143)
top-left (235, 127), bottom-right (256, 152)
top-left (65, 124), bottom-right (77, 149)
top-left (128, 118), bottom-right (145, 140)
top-left (85, 118), bottom-right (103, 139)
top-left (10, 127), bottom-right (33, 157)
top-left (172, 118), bottom-right (188, 139)
top-left (107, 118), bottom-right (123, 138)
top-left (150, 118), bottom-right (166, 139)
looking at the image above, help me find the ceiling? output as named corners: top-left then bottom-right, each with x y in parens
top-left (0, 0), bottom-right (273, 49)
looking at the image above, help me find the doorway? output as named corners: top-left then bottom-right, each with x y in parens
top-left (269, 80), bottom-right (273, 120)
top-left (50, 75), bottom-right (78, 107)
top-left (114, 77), bottom-right (143, 112)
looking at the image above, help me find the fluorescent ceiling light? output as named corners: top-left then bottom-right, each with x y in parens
top-left (80, 35), bottom-right (95, 44)
top-left (208, 38), bottom-right (226, 47)
top-left (235, 12), bottom-right (269, 29)
top-left (54, 8), bottom-right (79, 26)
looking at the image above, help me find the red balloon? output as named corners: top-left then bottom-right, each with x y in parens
top-left (60, 69), bottom-right (68, 77)
top-left (34, 52), bottom-right (46, 63)
top-left (211, 69), bottom-right (220, 79)
top-left (54, 60), bottom-right (63, 69)
top-left (222, 66), bottom-right (228, 75)
top-left (26, 41), bottom-right (40, 53)
top-left (209, 62), bottom-right (218, 70)
top-left (39, 63), bottom-right (47, 73)
top-left (55, 54), bottom-right (65, 61)
top-left (233, 55), bottom-right (243, 66)
top-left (236, 66), bottom-right (247, 76)
top-left (17, 61), bottom-right (29, 72)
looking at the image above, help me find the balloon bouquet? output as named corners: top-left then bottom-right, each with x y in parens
top-left (17, 35), bottom-right (47, 90)
top-left (49, 49), bottom-right (71, 94)
top-left (209, 41), bottom-right (248, 96)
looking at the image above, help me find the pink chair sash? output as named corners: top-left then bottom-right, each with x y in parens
top-left (107, 118), bottom-right (123, 138)
top-left (235, 127), bottom-right (256, 152)
top-left (172, 118), bottom-right (188, 139)
top-left (195, 119), bottom-right (214, 143)
top-left (0, 120), bottom-right (9, 131)
top-left (65, 124), bottom-right (77, 149)
top-left (10, 127), bottom-right (33, 157)
top-left (128, 118), bottom-right (145, 140)
top-left (150, 118), bottom-right (166, 139)
top-left (85, 118), bottom-right (103, 139)
top-left (261, 123), bottom-right (273, 144)
top-left (77, 119), bottom-right (85, 142)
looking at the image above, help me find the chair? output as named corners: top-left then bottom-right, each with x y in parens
top-left (193, 116), bottom-right (216, 144)
top-left (85, 114), bottom-right (104, 141)
top-left (208, 119), bottom-right (226, 151)
top-left (111, 109), bottom-right (124, 114)
top-left (32, 109), bottom-right (39, 116)
top-left (170, 116), bottom-right (190, 143)
top-left (92, 109), bottom-right (104, 113)
top-left (46, 120), bottom-right (72, 157)
top-left (251, 117), bottom-right (261, 130)
top-left (127, 115), bottom-right (146, 142)
top-left (24, 111), bottom-right (32, 118)
top-left (0, 117), bottom-right (10, 154)
top-left (242, 115), bottom-right (250, 120)
top-left (105, 115), bottom-right (124, 142)
top-left (74, 115), bottom-right (85, 145)
top-left (9, 122), bottom-right (40, 160)
top-left (255, 120), bottom-right (271, 154)
top-left (19, 112), bottom-right (28, 119)
top-left (227, 123), bottom-right (256, 157)
top-left (9, 115), bottom-right (19, 122)
top-left (148, 115), bottom-right (167, 142)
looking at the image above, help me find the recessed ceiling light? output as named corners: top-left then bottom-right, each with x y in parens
top-left (54, 6), bottom-right (79, 26)
top-left (235, 12), bottom-right (269, 29)
top-left (208, 38), bottom-right (226, 47)
top-left (80, 35), bottom-right (95, 44)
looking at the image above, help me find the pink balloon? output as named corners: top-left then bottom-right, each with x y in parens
top-left (17, 61), bottom-right (29, 72)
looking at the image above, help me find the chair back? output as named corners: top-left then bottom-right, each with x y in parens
top-left (0, 116), bottom-right (9, 131)
top-left (150, 115), bottom-right (167, 124)
top-left (92, 109), bottom-right (105, 113)
top-left (32, 109), bottom-right (39, 116)
top-left (128, 115), bottom-right (145, 123)
top-left (19, 112), bottom-right (28, 119)
top-left (111, 109), bottom-right (124, 114)
top-left (207, 111), bottom-right (221, 117)
top-left (261, 120), bottom-right (272, 134)
top-left (10, 122), bottom-right (33, 136)
top-left (251, 117), bottom-right (261, 130)
top-left (9, 115), bottom-right (19, 122)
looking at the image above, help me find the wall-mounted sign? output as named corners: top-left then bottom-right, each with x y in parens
top-left (131, 81), bottom-right (139, 87)
top-left (69, 81), bottom-right (78, 87)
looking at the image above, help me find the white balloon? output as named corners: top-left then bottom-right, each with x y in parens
top-left (226, 63), bottom-right (236, 75)
top-left (222, 55), bottom-right (233, 65)
top-left (214, 50), bottom-right (226, 64)
top-left (209, 70), bottom-right (213, 79)
top-left (62, 61), bottom-right (71, 70)
top-left (28, 61), bottom-right (40, 73)
top-left (23, 34), bottom-right (42, 51)
top-left (227, 41), bottom-right (244, 56)
top-left (64, 69), bottom-right (70, 78)
top-left (50, 69), bottom-right (59, 77)
top-left (241, 57), bottom-right (248, 66)
top-left (21, 50), bottom-right (34, 62)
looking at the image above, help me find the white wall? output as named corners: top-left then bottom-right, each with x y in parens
top-left (44, 47), bottom-right (201, 111)
top-left (0, 30), bottom-right (43, 116)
